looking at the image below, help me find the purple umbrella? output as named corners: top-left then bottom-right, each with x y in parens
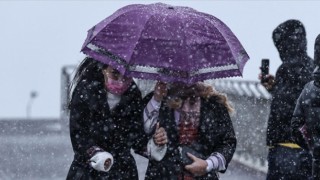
top-left (81, 3), bottom-right (249, 84)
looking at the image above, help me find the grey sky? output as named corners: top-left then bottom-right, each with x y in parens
top-left (0, 0), bottom-right (319, 118)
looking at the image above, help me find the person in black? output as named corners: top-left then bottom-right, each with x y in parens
top-left (292, 34), bottom-right (320, 180)
top-left (143, 82), bottom-right (236, 179)
top-left (66, 57), bottom-right (166, 179)
top-left (260, 19), bottom-right (314, 179)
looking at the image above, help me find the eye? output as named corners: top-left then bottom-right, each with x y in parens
top-left (109, 70), bottom-right (121, 78)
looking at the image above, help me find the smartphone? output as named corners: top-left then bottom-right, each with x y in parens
top-left (261, 59), bottom-right (269, 83)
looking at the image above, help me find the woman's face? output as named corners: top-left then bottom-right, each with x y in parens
top-left (102, 66), bottom-right (130, 82)
top-left (102, 66), bottom-right (133, 95)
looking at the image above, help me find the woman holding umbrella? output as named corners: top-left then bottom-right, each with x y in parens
top-left (143, 81), bottom-right (237, 179)
top-left (75, 3), bottom-right (247, 179)
top-left (66, 57), bottom-right (167, 180)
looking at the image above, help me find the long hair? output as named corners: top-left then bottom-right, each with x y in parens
top-left (166, 82), bottom-right (234, 113)
top-left (68, 57), bottom-right (106, 108)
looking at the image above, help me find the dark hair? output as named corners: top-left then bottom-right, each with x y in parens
top-left (68, 57), bottom-right (107, 107)
top-left (166, 82), bottom-right (234, 113)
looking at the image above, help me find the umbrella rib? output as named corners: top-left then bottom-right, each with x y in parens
top-left (126, 13), bottom-right (158, 65)
top-left (85, 4), bottom-right (145, 46)
top-left (192, 12), bottom-right (242, 68)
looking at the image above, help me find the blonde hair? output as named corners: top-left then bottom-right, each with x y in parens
top-left (166, 82), bottom-right (234, 113)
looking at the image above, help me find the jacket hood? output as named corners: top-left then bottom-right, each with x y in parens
top-left (272, 19), bottom-right (307, 62)
top-left (313, 34), bottom-right (320, 87)
top-left (314, 66), bottom-right (320, 86)
top-left (314, 34), bottom-right (320, 66)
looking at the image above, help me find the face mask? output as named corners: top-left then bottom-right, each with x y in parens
top-left (105, 77), bottom-right (132, 95)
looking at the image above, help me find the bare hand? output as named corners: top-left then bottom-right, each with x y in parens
top-left (258, 73), bottom-right (275, 91)
top-left (154, 82), bottom-right (167, 102)
top-left (153, 123), bottom-right (168, 145)
top-left (184, 153), bottom-right (208, 176)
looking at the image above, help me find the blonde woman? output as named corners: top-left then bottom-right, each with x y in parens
top-left (143, 82), bottom-right (236, 180)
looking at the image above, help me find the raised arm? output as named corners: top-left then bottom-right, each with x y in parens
top-left (143, 82), bottom-right (167, 134)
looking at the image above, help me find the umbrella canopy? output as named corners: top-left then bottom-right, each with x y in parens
top-left (81, 3), bottom-right (249, 84)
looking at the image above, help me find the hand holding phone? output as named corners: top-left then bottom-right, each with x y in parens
top-left (261, 59), bottom-right (269, 83)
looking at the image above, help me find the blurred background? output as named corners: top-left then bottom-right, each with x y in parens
top-left (1, 0), bottom-right (320, 118)
top-left (0, 1), bottom-right (319, 179)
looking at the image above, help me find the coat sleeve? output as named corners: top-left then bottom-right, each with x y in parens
top-left (206, 101), bottom-right (237, 172)
top-left (291, 89), bottom-right (309, 150)
top-left (128, 90), bottom-right (149, 156)
top-left (69, 85), bottom-right (106, 160)
top-left (142, 92), bottom-right (158, 136)
top-left (129, 104), bottom-right (149, 155)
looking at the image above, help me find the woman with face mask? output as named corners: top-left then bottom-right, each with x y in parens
top-left (66, 57), bottom-right (166, 180)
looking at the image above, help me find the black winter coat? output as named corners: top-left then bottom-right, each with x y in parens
top-left (267, 19), bottom-right (314, 146)
top-left (67, 80), bottom-right (147, 180)
top-left (266, 56), bottom-right (314, 146)
top-left (291, 81), bottom-right (320, 179)
top-left (144, 95), bottom-right (237, 180)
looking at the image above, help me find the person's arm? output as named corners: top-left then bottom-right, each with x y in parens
top-left (291, 89), bottom-right (309, 150)
top-left (205, 152), bottom-right (226, 172)
top-left (147, 123), bottom-right (168, 161)
top-left (185, 101), bottom-right (236, 176)
top-left (143, 96), bottom-right (162, 134)
top-left (143, 98), bottom-right (168, 161)
top-left (143, 82), bottom-right (167, 134)
top-left (88, 146), bottom-right (114, 172)
top-left (184, 151), bottom-right (227, 176)
top-left (69, 85), bottom-right (114, 172)
top-left (143, 82), bottom-right (168, 161)
top-left (128, 88), bottom-right (150, 157)
top-left (260, 74), bottom-right (275, 92)
top-left (206, 102), bottom-right (237, 173)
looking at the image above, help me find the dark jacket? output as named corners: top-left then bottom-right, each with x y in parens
top-left (291, 81), bottom-right (320, 179)
top-left (266, 20), bottom-right (314, 146)
top-left (292, 34), bottom-right (320, 179)
top-left (144, 94), bottom-right (237, 180)
top-left (67, 80), bottom-right (147, 180)
top-left (292, 81), bottom-right (320, 151)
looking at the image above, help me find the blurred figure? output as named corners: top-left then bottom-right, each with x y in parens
top-left (66, 57), bottom-right (150, 179)
top-left (260, 19), bottom-right (314, 179)
top-left (292, 34), bottom-right (320, 180)
top-left (143, 82), bottom-right (236, 179)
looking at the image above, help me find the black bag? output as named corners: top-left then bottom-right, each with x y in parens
top-left (180, 145), bottom-right (205, 166)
